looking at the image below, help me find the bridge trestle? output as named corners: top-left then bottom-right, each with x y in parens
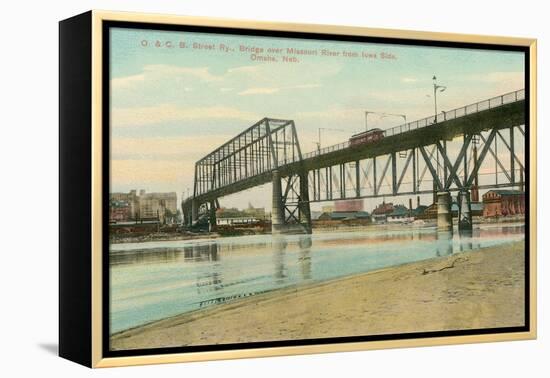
top-left (272, 169), bottom-right (312, 235)
top-left (182, 90), bottom-right (525, 236)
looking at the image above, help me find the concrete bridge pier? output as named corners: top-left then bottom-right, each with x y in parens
top-left (209, 200), bottom-right (217, 232)
top-left (191, 199), bottom-right (199, 225)
top-left (181, 201), bottom-right (192, 226)
top-left (436, 229), bottom-right (454, 256)
top-left (437, 191), bottom-right (453, 233)
top-left (184, 209), bottom-right (190, 226)
top-left (271, 170), bottom-right (285, 234)
top-left (457, 190), bottom-right (473, 233)
top-left (299, 172), bottom-right (312, 234)
top-left (180, 202), bottom-right (189, 226)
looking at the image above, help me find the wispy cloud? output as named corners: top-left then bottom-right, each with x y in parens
top-left (238, 83), bottom-right (322, 96)
top-left (470, 71), bottom-right (524, 84)
top-left (295, 106), bottom-right (364, 122)
top-left (113, 64), bottom-right (263, 91)
top-left (227, 65), bottom-right (260, 74)
top-left (112, 104), bottom-right (259, 127)
top-left (111, 159), bottom-right (192, 187)
top-left (112, 73), bottom-right (145, 89)
top-left (112, 135), bottom-right (231, 159)
top-left (111, 65), bottom-right (223, 91)
top-left (238, 87), bottom-right (280, 96)
top-left (144, 64), bottom-right (223, 82)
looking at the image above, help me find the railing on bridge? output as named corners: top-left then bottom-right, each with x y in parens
top-left (302, 88), bottom-right (525, 159)
top-left (183, 88), bottom-right (525, 204)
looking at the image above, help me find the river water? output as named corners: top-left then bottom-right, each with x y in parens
top-left (109, 223), bottom-right (524, 334)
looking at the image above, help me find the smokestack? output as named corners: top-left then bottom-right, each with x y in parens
top-left (471, 185), bottom-right (479, 202)
top-left (409, 198), bottom-right (413, 217)
top-left (417, 196), bottom-right (420, 208)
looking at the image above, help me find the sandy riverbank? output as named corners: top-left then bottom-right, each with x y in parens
top-left (111, 241), bottom-right (525, 351)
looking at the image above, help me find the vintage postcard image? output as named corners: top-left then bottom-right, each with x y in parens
top-left (106, 26), bottom-right (527, 351)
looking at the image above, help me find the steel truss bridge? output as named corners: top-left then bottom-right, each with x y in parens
top-left (182, 89), bottom-right (526, 234)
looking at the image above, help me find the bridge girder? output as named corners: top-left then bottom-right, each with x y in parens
top-left (308, 124), bottom-right (525, 203)
top-left (193, 118), bottom-right (302, 199)
top-left (182, 89), bottom-right (526, 218)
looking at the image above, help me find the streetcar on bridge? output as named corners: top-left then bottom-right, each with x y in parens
top-left (349, 128), bottom-right (385, 147)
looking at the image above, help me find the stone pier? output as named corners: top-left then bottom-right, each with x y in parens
top-left (437, 191), bottom-right (453, 232)
top-left (299, 172), bottom-right (312, 234)
top-left (209, 200), bottom-right (217, 232)
top-left (191, 199), bottom-right (199, 225)
top-left (181, 202), bottom-right (189, 226)
top-left (271, 170), bottom-right (285, 234)
top-left (457, 190), bottom-right (473, 233)
top-left (436, 230), bottom-right (453, 257)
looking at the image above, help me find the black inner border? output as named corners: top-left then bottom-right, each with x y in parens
top-left (102, 20), bottom-right (531, 359)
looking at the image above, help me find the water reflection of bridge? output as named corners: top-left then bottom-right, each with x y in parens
top-left (110, 230), bottom-right (500, 311)
top-left (182, 89), bottom-right (526, 236)
top-left (113, 225), bottom-right (523, 266)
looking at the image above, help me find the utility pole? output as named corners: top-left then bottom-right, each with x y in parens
top-left (431, 75), bottom-right (447, 184)
top-left (317, 127), bottom-right (348, 151)
top-left (365, 111), bottom-right (372, 132)
top-left (365, 111), bottom-right (406, 133)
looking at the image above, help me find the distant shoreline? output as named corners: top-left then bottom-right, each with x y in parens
top-left (110, 231), bottom-right (220, 244)
top-left (110, 215), bottom-right (524, 245)
top-left (110, 240), bottom-right (525, 351)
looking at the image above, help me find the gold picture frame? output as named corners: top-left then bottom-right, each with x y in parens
top-left (59, 10), bottom-right (537, 368)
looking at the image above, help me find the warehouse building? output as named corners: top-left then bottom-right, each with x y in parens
top-left (482, 189), bottom-right (525, 217)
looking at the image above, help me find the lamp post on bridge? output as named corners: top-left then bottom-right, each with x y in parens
top-left (430, 76), bottom-right (455, 234)
top-left (427, 76), bottom-right (448, 189)
top-left (432, 75), bottom-right (447, 124)
top-left (365, 111), bottom-right (374, 132)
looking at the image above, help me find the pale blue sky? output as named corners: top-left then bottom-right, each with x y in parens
top-left (109, 27), bottom-right (524, 210)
